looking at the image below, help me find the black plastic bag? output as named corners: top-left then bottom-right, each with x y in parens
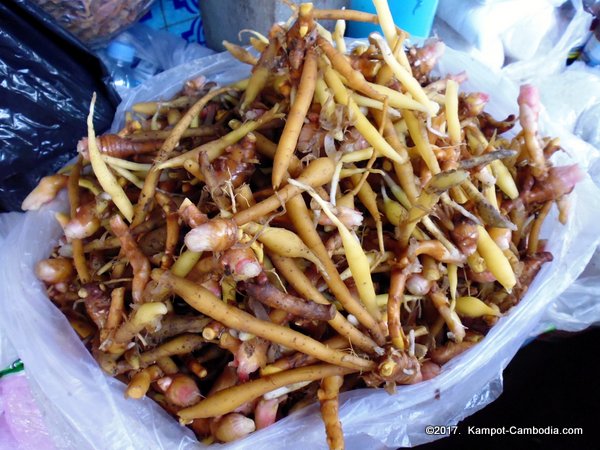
top-left (0, 0), bottom-right (117, 211)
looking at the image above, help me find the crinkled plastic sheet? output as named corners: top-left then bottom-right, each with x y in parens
top-left (1, 47), bottom-right (600, 450)
top-left (0, 0), bottom-right (117, 211)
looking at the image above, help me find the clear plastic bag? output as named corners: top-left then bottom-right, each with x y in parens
top-left (1, 47), bottom-right (600, 450)
top-left (536, 248), bottom-right (600, 334)
top-left (0, 213), bottom-right (20, 369)
top-left (115, 24), bottom-right (215, 74)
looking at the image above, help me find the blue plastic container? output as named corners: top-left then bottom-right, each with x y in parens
top-left (347, 0), bottom-right (439, 39)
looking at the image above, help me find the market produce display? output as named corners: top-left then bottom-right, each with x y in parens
top-left (23, 1), bottom-right (581, 447)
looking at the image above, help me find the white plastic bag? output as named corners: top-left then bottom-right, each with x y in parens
top-left (501, 0), bottom-right (592, 83)
top-left (436, 0), bottom-right (562, 69)
top-left (1, 46), bottom-right (600, 450)
top-left (435, 0), bottom-right (592, 75)
top-left (536, 248), bottom-right (600, 333)
top-left (0, 212), bottom-right (21, 368)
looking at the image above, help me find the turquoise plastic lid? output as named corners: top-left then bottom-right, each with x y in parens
top-left (107, 41), bottom-right (136, 63)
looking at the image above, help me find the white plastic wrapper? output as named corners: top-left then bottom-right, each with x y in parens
top-left (501, 0), bottom-right (592, 83)
top-left (1, 46), bottom-right (600, 450)
top-left (436, 0), bottom-right (561, 69)
top-left (435, 0), bottom-right (592, 75)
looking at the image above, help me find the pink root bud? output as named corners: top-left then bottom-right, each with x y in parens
top-left (416, 39), bottom-right (446, 72)
top-left (221, 247), bottom-right (262, 281)
top-left (164, 374), bottom-right (202, 407)
top-left (462, 92), bottom-right (489, 117)
top-left (468, 270), bottom-right (497, 283)
top-left (178, 200), bottom-right (208, 228)
top-left (184, 219), bottom-right (238, 252)
top-left (406, 274), bottom-right (433, 296)
top-left (420, 361), bottom-right (441, 381)
top-left (211, 413), bottom-right (256, 443)
top-left (317, 205), bottom-right (363, 229)
top-left (235, 338), bottom-right (269, 382)
top-left (449, 71), bottom-right (468, 84)
top-left (254, 398), bottom-right (281, 430)
top-left (518, 84), bottom-right (540, 117)
top-left (547, 164), bottom-right (584, 197)
top-left (518, 84), bottom-right (541, 133)
top-left (201, 278), bottom-right (222, 298)
top-left (63, 203), bottom-right (100, 239)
